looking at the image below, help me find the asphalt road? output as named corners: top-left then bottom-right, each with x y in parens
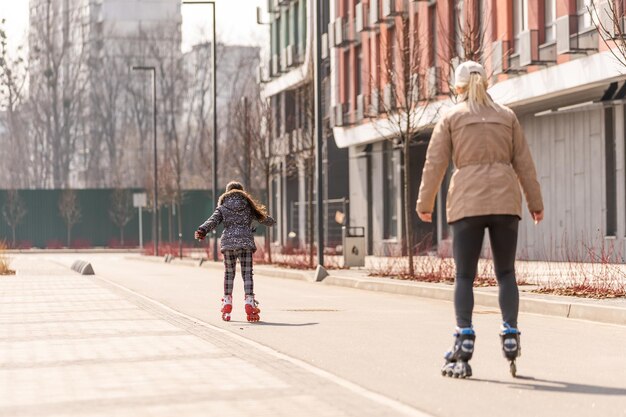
top-left (39, 254), bottom-right (626, 417)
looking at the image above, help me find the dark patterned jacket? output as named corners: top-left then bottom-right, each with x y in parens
top-left (198, 191), bottom-right (275, 253)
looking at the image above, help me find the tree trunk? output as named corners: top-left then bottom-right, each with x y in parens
top-left (265, 168), bottom-right (272, 263)
top-left (307, 156), bottom-right (315, 267)
top-left (177, 202), bottom-right (183, 259)
top-left (67, 226), bottom-right (71, 248)
top-left (168, 205), bottom-right (173, 244)
top-left (11, 227), bottom-right (16, 248)
top-left (120, 227), bottom-right (125, 246)
top-left (403, 141), bottom-right (414, 277)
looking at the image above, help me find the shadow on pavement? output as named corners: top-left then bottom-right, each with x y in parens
top-left (229, 321), bottom-right (319, 327)
top-left (471, 375), bottom-right (626, 395)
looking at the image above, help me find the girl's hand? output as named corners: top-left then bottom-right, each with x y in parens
top-left (418, 212), bottom-right (432, 223)
top-left (532, 210), bottom-right (544, 224)
top-left (195, 230), bottom-right (206, 240)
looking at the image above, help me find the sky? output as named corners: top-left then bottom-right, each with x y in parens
top-left (0, 0), bottom-right (269, 56)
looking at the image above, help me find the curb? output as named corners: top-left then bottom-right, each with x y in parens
top-left (125, 255), bottom-right (626, 326)
top-left (323, 275), bottom-right (626, 326)
top-left (125, 255), bottom-right (315, 282)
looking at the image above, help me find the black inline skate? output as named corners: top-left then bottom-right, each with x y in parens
top-left (500, 323), bottom-right (521, 377)
top-left (441, 327), bottom-right (476, 379)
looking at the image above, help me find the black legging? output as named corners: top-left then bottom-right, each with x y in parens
top-left (451, 215), bottom-right (520, 329)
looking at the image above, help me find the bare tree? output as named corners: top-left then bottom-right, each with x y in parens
top-left (373, 10), bottom-right (439, 276)
top-left (58, 189), bottom-right (81, 246)
top-left (221, 46), bottom-right (262, 186)
top-left (85, 39), bottom-right (132, 187)
top-left (109, 188), bottom-right (134, 245)
top-left (232, 95), bottom-right (278, 261)
top-left (437, 0), bottom-right (495, 98)
top-left (0, 19), bottom-right (29, 188)
top-left (29, 0), bottom-right (90, 188)
top-left (590, 1), bottom-right (626, 67)
top-left (2, 190), bottom-right (27, 247)
top-left (185, 43), bottom-right (217, 188)
top-left (251, 98), bottom-right (277, 262)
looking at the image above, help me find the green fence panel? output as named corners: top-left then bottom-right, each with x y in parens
top-left (0, 189), bottom-right (221, 248)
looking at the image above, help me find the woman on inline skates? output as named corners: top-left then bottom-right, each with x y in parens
top-left (416, 61), bottom-right (544, 378)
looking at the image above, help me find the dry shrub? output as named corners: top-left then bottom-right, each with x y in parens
top-left (368, 234), bottom-right (537, 288)
top-left (0, 241), bottom-right (15, 276)
top-left (531, 237), bottom-right (626, 299)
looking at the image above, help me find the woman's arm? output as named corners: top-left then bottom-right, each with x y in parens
top-left (259, 215), bottom-right (276, 227)
top-left (511, 116), bottom-right (544, 215)
top-left (196, 208), bottom-right (223, 239)
top-left (416, 114), bottom-right (453, 219)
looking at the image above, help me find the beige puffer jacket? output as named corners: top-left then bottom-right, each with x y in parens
top-left (416, 101), bottom-right (543, 223)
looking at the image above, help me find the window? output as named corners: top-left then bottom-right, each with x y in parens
top-left (577, 0), bottom-right (592, 31)
top-left (605, 107), bottom-right (617, 236)
top-left (343, 50), bottom-right (350, 107)
top-left (477, 0), bottom-right (485, 44)
top-left (383, 142), bottom-right (398, 239)
top-left (453, 0), bottom-right (465, 58)
top-left (429, 3), bottom-right (437, 66)
top-left (294, 1), bottom-right (300, 54)
top-left (285, 8), bottom-right (291, 47)
top-left (388, 25), bottom-right (396, 74)
top-left (513, 0), bottom-right (528, 52)
top-left (276, 16), bottom-right (281, 56)
top-left (356, 45), bottom-right (363, 96)
top-left (544, 0), bottom-right (556, 43)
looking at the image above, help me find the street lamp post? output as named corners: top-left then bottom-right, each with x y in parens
top-left (183, 0), bottom-right (218, 262)
top-left (314, 0), bottom-right (324, 267)
top-left (131, 66), bottom-right (159, 257)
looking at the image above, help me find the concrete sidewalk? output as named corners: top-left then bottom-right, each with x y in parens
top-left (132, 255), bottom-right (626, 326)
top-left (0, 258), bottom-right (430, 417)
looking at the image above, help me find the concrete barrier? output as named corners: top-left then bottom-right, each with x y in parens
top-left (71, 260), bottom-right (95, 275)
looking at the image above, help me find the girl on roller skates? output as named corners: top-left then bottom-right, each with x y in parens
top-left (195, 181), bottom-right (276, 322)
top-left (417, 61), bottom-right (544, 378)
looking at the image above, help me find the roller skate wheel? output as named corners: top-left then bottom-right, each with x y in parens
top-left (222, 313), bottom-right (231, 321)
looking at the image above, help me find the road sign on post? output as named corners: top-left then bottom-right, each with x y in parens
top-left (133, 193), bottom-right (147, 249)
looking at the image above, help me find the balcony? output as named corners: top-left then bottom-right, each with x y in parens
top-left (330, 17), bottom-right (354, 48)
top-left (519, 30), bottom-right (556, 67)
top-left (382, 0), bottom-right (410, 19)
top-left (356, 94), bottom-right (365, 121)
top-left (556, 15), bottom-right (597, 55)
top-left (426, 66), bottom-right (440, 97)
top-left (271, 54), bottom-right (279, 77)
top-left (356, 2), bottom-right (375, 32)
top-left (369, 0), bottom-right (384, 26)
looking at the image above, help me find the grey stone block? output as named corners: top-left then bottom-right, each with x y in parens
top-left (71, 260), bottom-right (95, 275)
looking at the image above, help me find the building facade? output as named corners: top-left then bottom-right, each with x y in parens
top-left (331, 0), bottom-right (626, 261)
top-left (261, 0), bottom-right (350, 251)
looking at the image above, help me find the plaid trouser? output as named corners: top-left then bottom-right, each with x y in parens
top-left (223, 249), bottom-right (254, 296)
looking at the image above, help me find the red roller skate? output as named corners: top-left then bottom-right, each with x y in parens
top-left (221, 295), bottom-right (233, 321)
top-left (244, 295), bottom-right (260, 322)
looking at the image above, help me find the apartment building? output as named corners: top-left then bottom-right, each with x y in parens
top-left (261, 0), bottom-right (350, 250)
top-left (331, 0), bottom-right (626, 261)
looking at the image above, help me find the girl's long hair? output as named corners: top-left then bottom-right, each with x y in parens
top-left (218, 181), bottom-right (269, 221)
top-left (461, 73), bottom-right (498, 113)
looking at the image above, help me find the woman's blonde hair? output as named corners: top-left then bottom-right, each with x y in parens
top-left (459, 73), bottom-right (498, 113)
top-left (219, 181), bottom-right (269, 221)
